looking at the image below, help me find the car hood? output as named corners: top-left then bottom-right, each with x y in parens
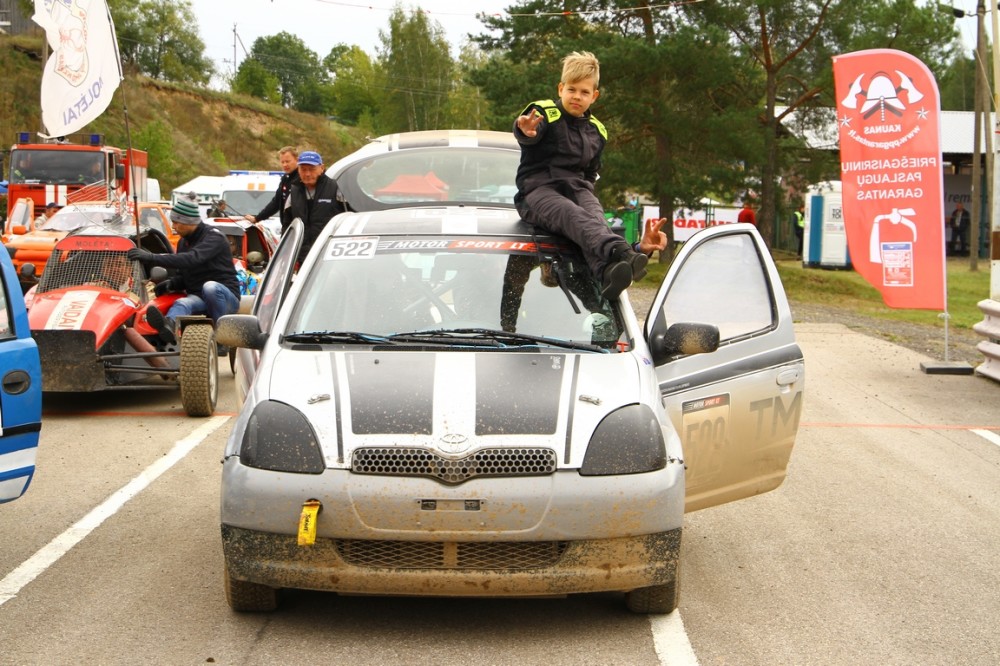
top-left (258, 347), bottom-right (644, 469)
top-left (28, 288), bottom-right (138, 343)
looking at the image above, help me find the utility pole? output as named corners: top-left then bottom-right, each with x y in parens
top-left (233, 24), bottom-right (238, 76)
top-left (992, 1), bottom-right (1000, 297)
top-left (971, 0), bottom-right (986, 271)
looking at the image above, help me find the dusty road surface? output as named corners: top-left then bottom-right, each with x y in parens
top-left (1, 320), bottom-right (998, 665)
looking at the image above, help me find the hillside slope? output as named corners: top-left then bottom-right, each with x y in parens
top-left (0, 35), bottom-right (368, 197)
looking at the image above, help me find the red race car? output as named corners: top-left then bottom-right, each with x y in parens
top-left (24, 228), bottom-right (219, 416)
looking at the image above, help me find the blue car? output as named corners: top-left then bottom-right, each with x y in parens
top-left (0, 246), bottom-right (42, 503)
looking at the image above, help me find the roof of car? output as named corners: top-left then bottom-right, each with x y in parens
top-left (327, 129), bottom-right (518, 174)
top-left (328, 206), bottom-right (553, 240)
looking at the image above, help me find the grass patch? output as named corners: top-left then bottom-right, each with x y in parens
top-left (639, 254), bottom-right (992, 331)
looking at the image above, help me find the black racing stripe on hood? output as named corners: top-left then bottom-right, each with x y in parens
top-left (476, 354), bottom-right (564, 435)
top-left (347, 353), bottom-right (434, 434)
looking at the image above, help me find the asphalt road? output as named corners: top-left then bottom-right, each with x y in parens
top-left (1, 323), bottom-right (998, 665)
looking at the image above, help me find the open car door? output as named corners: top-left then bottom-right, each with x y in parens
top-left (231, 219), bottom-right (303, 402)
top-left (0, 247), bottom-right (42, 502)
top-left (645, 223), bottom-right (805, 512)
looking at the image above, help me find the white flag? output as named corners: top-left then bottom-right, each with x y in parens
top-left (32, 0), bottom-right (122, 137)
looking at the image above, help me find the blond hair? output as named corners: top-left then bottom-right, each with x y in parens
top-left (561, 51), bottom-right (600, 87)
top-left (278, 146), bottom-right (298, 158)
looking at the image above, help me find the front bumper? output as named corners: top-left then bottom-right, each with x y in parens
top-left (221, 461), bottom-right (685, 540)
top-left (221, 524), bottom-right (681, 598)
top-left (33, 330), bottom-right (105, 391)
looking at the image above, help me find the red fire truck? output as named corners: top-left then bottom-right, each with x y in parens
top-left (5, 131), bottom-right (149, 218)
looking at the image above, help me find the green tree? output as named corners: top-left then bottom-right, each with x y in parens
top-left (133, 119), bottom-right (183, 184)
top-left (239, 32), bottom-right (324, 108)
top-left (445, 43), bottom-right (492, 130)
top-left (109, 0), bottom-right (213, 85)
top-left (325, 45), bottom-right (379, 126)
top-left (231, 59), bottom-right (281, 104)
top-left (680, 0), bottom-right (957, 246)
top-left (375, 7), bottom-right (454, 133)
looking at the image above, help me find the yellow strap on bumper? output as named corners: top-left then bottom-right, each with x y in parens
top-left (297, 499), bottom-right (322, 546)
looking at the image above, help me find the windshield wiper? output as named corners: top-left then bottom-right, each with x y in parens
top-left (282, 331), bottom-right (393, 345)
top-left (387, 328), bottom-right (608, 352)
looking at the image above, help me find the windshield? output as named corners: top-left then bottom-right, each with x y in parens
top-left (9, 149), bottom-right (105, 185)
top-left (337, 147), bottom-right (520, 211)
top-left (221, 190), bottom-right (274, 216)
top-left (40, 209), bottom-right (129, 232)
top-left (285, 236), bottom-right (623, 349)
top-left (36, 247), bottom-right (145, 301)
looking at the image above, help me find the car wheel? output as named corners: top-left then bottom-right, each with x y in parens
top-left (179, 323), bottom-right (218, 417)
top-left (625, 568), bottom-right (680, 614)
top-left (224, 566), bottom-right (277, 612)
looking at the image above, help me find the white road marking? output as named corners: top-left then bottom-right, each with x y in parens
top-left (0, 416), bottom-right (230, 606)
top-left (651, 611), bottom-right (699, 665)
top-left (971, 429), bottom-right (1000, 449)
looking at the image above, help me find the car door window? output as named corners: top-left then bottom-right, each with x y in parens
top-left (0, 278), bottom-right (12, 339)
top-left (253, 219), bottom-right (302, 333)
top-left (662, 233), bottom-right (773, 342)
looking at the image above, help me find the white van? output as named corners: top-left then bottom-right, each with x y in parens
top-left (217, 170), bottom-right (282, 221)
top-left (171, 175), bottom-right (224, 219)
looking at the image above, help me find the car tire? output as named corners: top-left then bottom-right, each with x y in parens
top-left (625, 568), bottom-right (680, 614)
top-left (180, 323), bottom-right (218, 417)
top-left (224, 566), bottom-right (277, 612)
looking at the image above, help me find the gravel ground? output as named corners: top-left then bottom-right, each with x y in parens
top-left (629, 286), bottom-right (984, 366)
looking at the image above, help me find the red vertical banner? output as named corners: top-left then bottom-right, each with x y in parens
top-left (833, 49), bottom-right (946, 310)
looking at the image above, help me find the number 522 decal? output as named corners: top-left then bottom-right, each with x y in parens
top-left (326, 237), bottom-right (379, 260)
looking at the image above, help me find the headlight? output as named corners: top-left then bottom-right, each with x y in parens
top-left (239, 400), bottom-right (325, 474)
top-left (579, 404), bottom-right (667, 476)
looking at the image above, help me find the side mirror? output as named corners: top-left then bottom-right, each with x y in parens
top-left (216, 314), bottom-right (267, 350)
top-left (649, 322), bottom-right (720, 365)
top-left (115, 164), bottom-right (126, 181)
top-left (149, 266), bottom-right (168, 283)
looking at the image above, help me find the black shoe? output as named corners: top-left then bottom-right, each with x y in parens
top-left (612, 243), bottom-right (648, 282)
top-left (145, 305), bottom-right (176, 345)
top-left (601, 260), bottom-right (633, 300)
top-left (629, 251), bottom-right (648, 282)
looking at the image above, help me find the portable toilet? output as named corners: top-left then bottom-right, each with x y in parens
top-left (803, 180), bottom-right (851, 269)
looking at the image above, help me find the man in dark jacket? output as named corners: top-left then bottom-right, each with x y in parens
top-left (285, 150), bottom-right (345, 265)
top-left (245, 146), bottom-right (300, 230)
top-left (127, 193), bottom-right (240, 344)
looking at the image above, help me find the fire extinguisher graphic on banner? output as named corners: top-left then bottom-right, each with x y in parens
top-left (869, 208), bottom-right (917, 287)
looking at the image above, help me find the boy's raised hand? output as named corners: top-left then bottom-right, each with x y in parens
top-left (638, 217), bottom-right (669, 254)
top-left (517, 109), bottom-right (544, 137)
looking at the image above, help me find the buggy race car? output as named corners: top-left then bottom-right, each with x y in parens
top-left (24, 227), bottom-right (219, 416)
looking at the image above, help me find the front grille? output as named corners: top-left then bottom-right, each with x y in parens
top-left (336, 539), bottom-right (569, 569)
top-left (352, 447), bottom-right (557, 484)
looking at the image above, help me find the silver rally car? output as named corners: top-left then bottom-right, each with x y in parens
top-left (216, 130), bottom-right (804, 613)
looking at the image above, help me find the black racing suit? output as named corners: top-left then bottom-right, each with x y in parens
top-left (513, 99), bottom-right (624, 279)
top-left (254, 169), bottom-right (301, 231)
top-left (285, 172), bottom-right (345, 265)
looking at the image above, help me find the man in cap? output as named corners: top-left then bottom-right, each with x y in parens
top-left (36, 202), bottom-right (62, 227)
top-left (284, 149), bottom-right (345, 266)
top-left (126, 193), bottom-right (240, 348)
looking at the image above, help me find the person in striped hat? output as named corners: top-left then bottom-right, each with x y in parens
top-left (127, 193), bottom-right (240, 348)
